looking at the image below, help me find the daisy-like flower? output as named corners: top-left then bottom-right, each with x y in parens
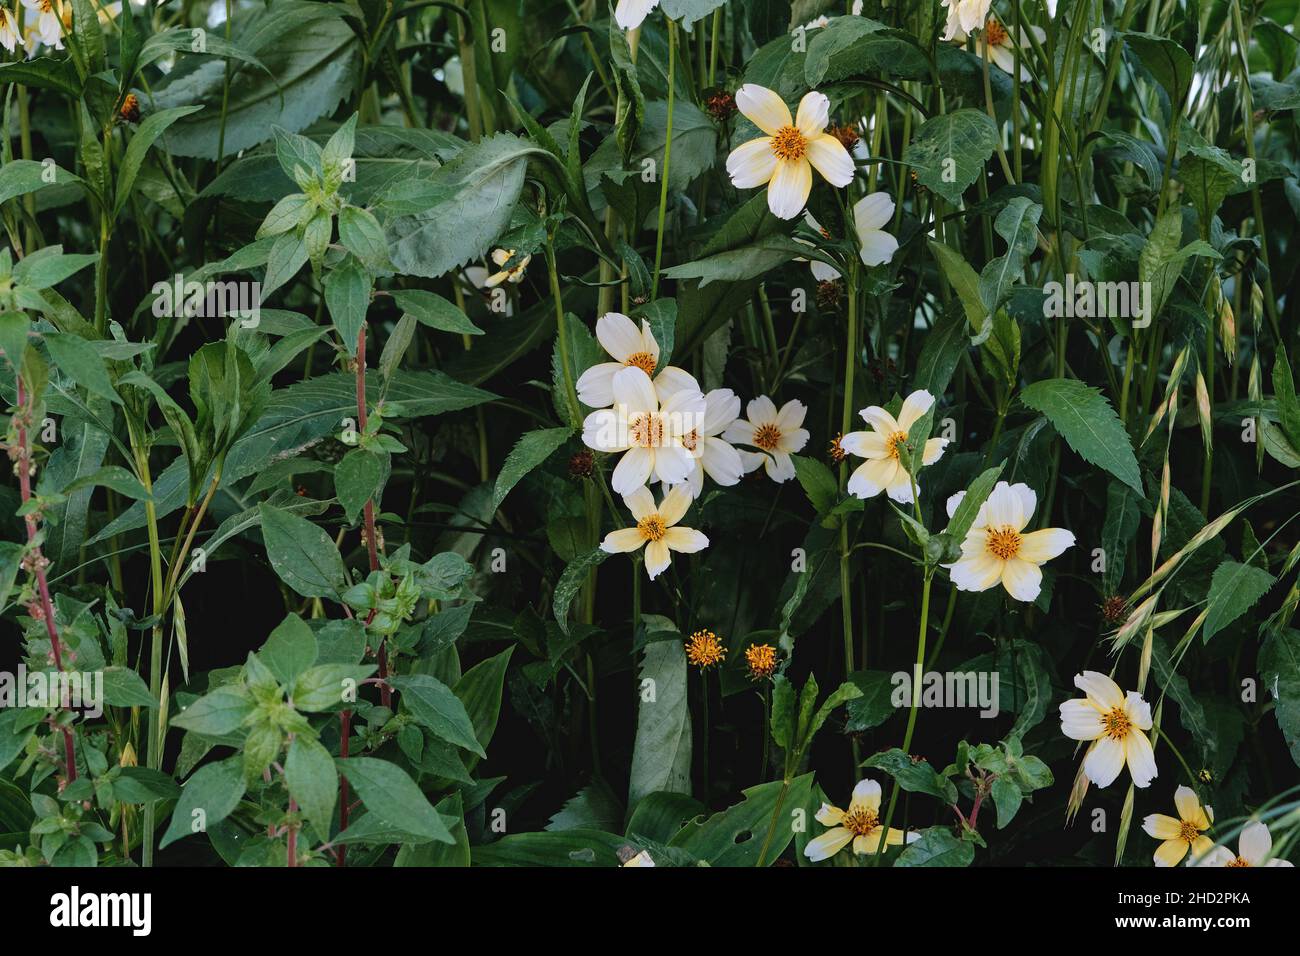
top-left (841, 390), bottom-right (948, 503)
top-left (684, 629), bottom-right (727, 669)
top-left (805, 779), bottom-right (920, 861)
top-left (943, 481), bottom-right (1074, 601)
top-left (669, 388), bottom-right (744, 499)
top-left (483, 248), bottom-right (529, 287)
top-left (0, 6), bottom-right (19, 53)
top-left (950, 17), bottom-right (1046, 81)
top-left (940, 0), bottom-right (992, 40)
top-left (614, 0), bottom-right (657, 30)
top-left (725, 85), bottom-right (855, 220)
top-left (722, 396), bottom-right (810, 483)
top-left (1143, 786), bottom-right (1214, 867)
top-left (20, 0), bottom-right (61, 49)
top-left (852, 192), bottom-right (900, 267)
top-left (745, 643), bottom-right (778, 681)
top-left (1058, 671), bottom-right (1158, 789)
top-left (1197, 821), bottom-right (1295, 868)
top-left (576, 312), bottom-right (686, 408)
top-left (600, 484), bottom-right (708, 580)
top-left (582, 366), bottom-right (705, 495)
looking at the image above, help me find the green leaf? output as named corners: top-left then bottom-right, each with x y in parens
top-left (334, 448), bottom-right (386, 525)
top-left (1259, 629), bottom-right (1300, 768)
top-left (100, 666), bottom-right (158, 708)
top-left (260, 613), bottom-right (318, 687)
top-left (553, 547), bottom-right (609, 633)
top-left (386, 132), bottom-right (534, 278)
top-left (171, 685), bottom-right (253, 735)
top-left (160, 758), bottom-right (246, 849)
top-left (389, 674), bottom-right (485, 757)
top-left (453, 646), bottom-right (514, 760)
top-left (895, 826), bottom-right (975, 866)
top-left (13, 248), bottom-right (99, 291)
top-left (1273, 346), bottom-right (1300, 451)
top-left (491, 427), bottom-right (571, 513)
top-left (390, 288), bottom-right (482, 336)
top-left (44, 333), bottom-right (121, 405)
top-left (60, 466), bottom-right (150, 502)
top-left (629, 631), bottom-right (693, 810)
top-left (258, 503), bottom-right (350, 600)
top-left (1019, 379), bottom-right (1143, 494)
top-left (903, 110), bottom-right (998, 205)
top-left (292, 663), bottom-right (375, 712)
top-left (991, 777), bottom-right (1023, 828)
top-left (285, 735), bottom-right (337, 843)
top-left (929, 240), bottom-right (988, 342)
top-left (1121, 31), bottom-right (1194, 105)
top-left (792, 454), bottom-right (838, 516)
top-left (947, 463), bottom-right (1005, 544)
top-left (336, 757), bottom-right (454, 844)
top-left (0, 159), bottom-right (84, 205)
top-left (862, 748), bottom-right (958, 803)
top-left (669, 774), bottom-right (814, 866)
top-left (1202, 560), bottom-right (1275, 644)
top-left (324, 257), bottom-right (371, 355)
top-left (337, 205), bottom-right (391, 271)
top-left (114, 106), bottom-right (203, 215)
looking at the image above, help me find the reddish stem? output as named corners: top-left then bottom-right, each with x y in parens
top-left (337, 708), bottom-right (351, 867)
top-left (14, 377), bottom-right (76, 785)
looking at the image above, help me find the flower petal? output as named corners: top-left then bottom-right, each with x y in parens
top-left (805, 134), bottom-right (855, 187)
top-left (947, 551), bottom-right (1003, 592)
top-left (1123, 729), bottom-right (1158, 788)
top-left (850, 778), bottom-right (882, 812)
top-left (858, 229), bottom-right (899, 267)
top-left (583, 408), bottom-right (628, 452)
top-left (700, 436), bottom-right (744, 486)
top-left (847, 458), bottom-right (897, 499)
top-left (804, 826), bottom-right (854, 862)
top-left (1075, 671), bottom-right (1124, 709)
top-left (595, 312), bottom-right (646, 362)
top-left (624, 485), bottom-right (656, 521)
top-left (611, 446), bottom-right (654, 496)
top-left (726, 136), bottom-right (779, 189)
top-left (1059, 698), bottom-right (1104, 740)
top-left (841, 430), bottom-right (888, 459)
top-left (794, 91), bottom-right (831, 136)
top-left (1017, 527), bottom-right (1075, 563)
top-left (644, 538), bottom-right (672, 579)
top-left (814, 802), bottom-right (844, 827)
top-left (1000, 557), bottom-right (1042, 602)
top-left (658, 483), bottom-right (692, 526)
top-left (853, 190), bottom-right (895, 232)
top-left (652, 443), bottom-right (694, 486)
top-left (1083, 736), bottom-right (1125, 788)
top-left (1143, 813), bottom-right (1182, 841)
top-left (1153, 838), bottom-right (1189, 868)
top-left (735, 84), bottom-right (792, 135)
top-left (1238, 821), bottom-right (1273, 865)
top-left (767, 158), bottom-right (813, 220)
top-left (611, 365), bottom-right (659, 415)
top-left (664, 526), bottom-right (709, 554)
top-left (898, 390), bottom-right (936, 431)
top-left (776, 399), bottom-right (808, 430)
top-left (601, 527), bottom-right (646, 554)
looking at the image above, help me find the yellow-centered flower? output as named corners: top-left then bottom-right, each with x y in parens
top-left (1197, 821), bottom-right (1295, 868)
top-left (841, 389), bottom-right (948, 503)
top-left (600, 484), bottom-right (708, 580)
top-left (1142, 786), bottom-right (1214, 867)
top-left (726, 84), bottom-right (855, 220)
top-left (1059, 671), bottom-right (1157, 789)
top-left (805, 779), bottom-right (919, 861)
top-left (684, 630), bottom-right (727, 669)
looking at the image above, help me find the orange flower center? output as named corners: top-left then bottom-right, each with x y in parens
top-left (624, 351), bottom-right (657, 375)
top-left (681, 429), bottom-right (699, 453)
top-left (770, 126), bottom-right (808, 162)
top-left (753, 422), bottom-right (782, 451)
top-left (841, 806), bottom-right (879, 837)
top-left (1178, 820), bottom-right (1202, 844)
top-left (629, 413), bottom-right (664, 448)
top-left (637, 515), bottom-right (666, 542)
top-left (1226, 857), bottom-right (1251, 868)
top-left (1102, 706), bottom-right (1132, 741)
top-left (885, 430), bottom-right (908, 460)
top-left (984, 18), bottom-right (1009, 46)
top-left (985, 526), bottom-right (1022, 560)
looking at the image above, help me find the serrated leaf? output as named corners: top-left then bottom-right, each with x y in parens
top-left (1019, 379), bottom-right (1143, 493)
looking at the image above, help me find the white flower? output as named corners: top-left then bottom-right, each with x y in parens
top-left (601, 484), bottom-right (708, 580)
top-left (20, 0), bottom-right (61, 49)
top-left (852, 0), bottom-right (863, 13)
top-left (841, 390), bottom-right (947, 503)
top-left (582, 366), bottom-right (705, 495)
top-left (853, 191), bottom-right (899, 266)
top-left (1143, 786), bottom-right (1214, 867)
top-left (462, 264), bottom-right (513, 317)
top-left (1197, 821), bottom-right (1295, 867)
top-left (665, 388), bottom-right (744, 499)
top-left (576, 312), bottom-right (686, 408)
top-left (483, 248), bottom-right (529, 287)
top-left (943, 481), bottom-right (1074, 601)
top-left (0, 6), bottom-right (19, 52)
top-left (722, 396), bottom-right (810, 483)
top-left (796, 212), bottom-right (841, 281)
top-left (800, 15), bottom-right (829, 30)
top-left (804, 779), bottom-right (920, 861)
top-left (1058, 671), bottom-right (1157, 789)
top-left (614, 0), bottom-right (658, 30)
top-left (949, 17), bottom-right (1046, 81)
top-left (726, 85), bottom-right (855, 220)
top-left (940, 0), bottom-right (992, 40)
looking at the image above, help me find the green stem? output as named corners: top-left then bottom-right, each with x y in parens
top-left (651, 19), bottom-right (677, 300)
top-left (875, 569), bottom-right (933, 863)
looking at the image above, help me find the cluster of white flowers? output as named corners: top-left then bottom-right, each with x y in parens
top-left (579, 312), bottom-right (808, 578)
top-left (0, 0), bottom-right (66, 57)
